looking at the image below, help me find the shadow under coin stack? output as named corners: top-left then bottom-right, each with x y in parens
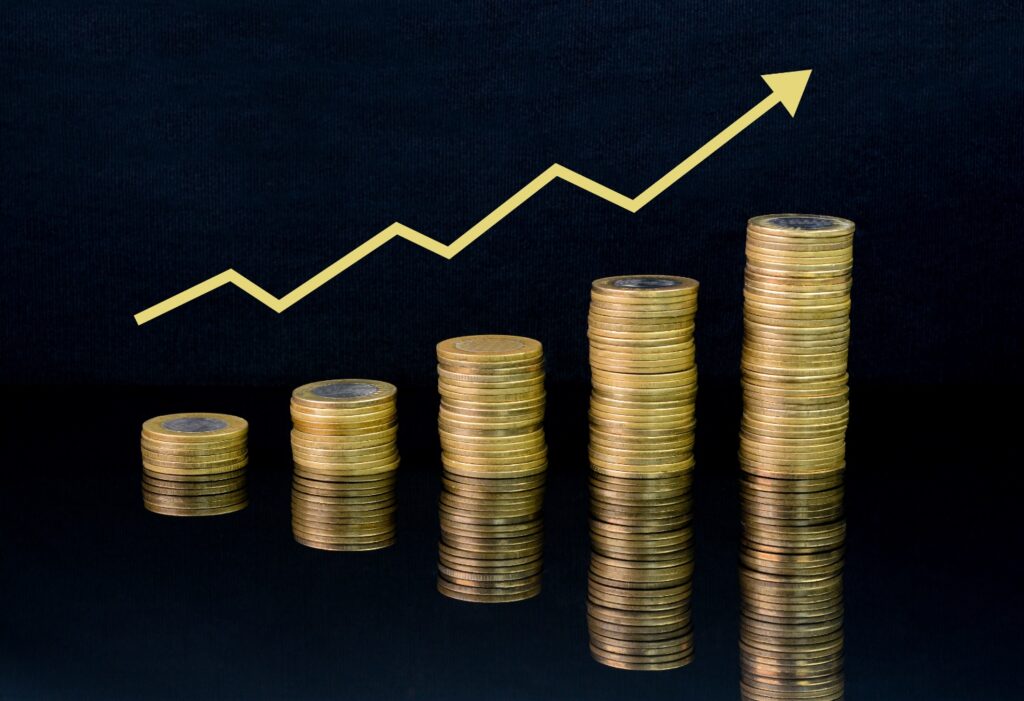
top-left (290, 380), bottom-right (400, 551)
top-left (738, 214), bottom-right (854, 701)
top-left (435, 335), bottom-right (547, 603)
top-left (140, 413), bottom-right (249, 516)
top-left (586, 275), bottom-right (699, 670)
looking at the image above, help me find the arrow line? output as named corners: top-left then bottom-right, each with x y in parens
top-left (134, 70), bottom-right (811, 325)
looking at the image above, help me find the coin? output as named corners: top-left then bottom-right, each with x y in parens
top-left (142, 413), bottom-right (248, 444)
top-left (142, 500), bottom-right (249, 517)
top-left (437, 335), bottom-right (543, 364)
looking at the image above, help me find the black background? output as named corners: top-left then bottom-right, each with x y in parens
top-left (1, 2), bottom-right (1022, 700)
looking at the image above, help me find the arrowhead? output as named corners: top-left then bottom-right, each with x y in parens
top-left (761, 69), bottom-right (812, 117)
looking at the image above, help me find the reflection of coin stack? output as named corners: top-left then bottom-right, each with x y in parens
top-left (290, 380), bottom-right (400, 552)
top-left (435, 335), bottom-right (547, 603)
top-left (140, 413), bottom-right (249, 516)
top-left (739, 215), bottom-right (854, 701)
top-left (586, 275), bottom-right (699, 670)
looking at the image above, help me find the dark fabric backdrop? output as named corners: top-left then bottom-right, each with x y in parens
top-left (2, 1), bottom-right (1020, 387)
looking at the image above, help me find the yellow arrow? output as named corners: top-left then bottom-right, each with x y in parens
top-left (134, 69), bottom-right (811, 325)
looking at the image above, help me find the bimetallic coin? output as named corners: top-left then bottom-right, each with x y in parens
top-left (142, 413), bottom-right (247, 441)
top-left (437, 335), bottom-right (543, 364)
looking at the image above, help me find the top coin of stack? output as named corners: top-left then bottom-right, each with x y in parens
top-left (435, 335), bottom-right (548, 603)
top-left (586, 275), bottom-right (700, 671)
top-left (140, 413), bottom-right (249, 516)
top-left (738, 214), bottom-right (853, 701)
top-left (290, 379), bottom-right (400, 552)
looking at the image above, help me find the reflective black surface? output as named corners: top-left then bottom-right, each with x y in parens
top-left (2, 384), bottom-right (1019, 699)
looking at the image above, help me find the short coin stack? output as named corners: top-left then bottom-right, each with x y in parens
top-left (290, 380), bottom-right (400, 551)
top-left (586, 275), bottom-right (699, 670)
top-left (739, 214), bottom-right (854, 701)
top-left (140, 413), bottom-right (249, 516)
top-left (436, 335), bottom-right (547, 603)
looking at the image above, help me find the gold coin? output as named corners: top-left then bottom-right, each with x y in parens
top-left (747, 213), bottom-right (855, 237)
top-left (292, 485), bottom-right (396, 502)
top-left (437, 335), bottom-right (543, 363)
top-left (140, 436), bottom-right (245, 455)
top-left (140, 446), bottom-right (247, 464)
top-left (292, 533), bottom-right (395, 551)
top-left (588, 322), bottom-right (696, 338)
top-left (143, 475), bottom-right (247, 495)
top-left (289, 401), bottom-right (396, 419)
top-left (744, 272), bottom-right (852, 291)
top-left (142, 488), bottom-right (248, 506)
top-left (437, 370), bottom-right (544, 388)
top-left (436, 579), bottom-right (541, 603)
top-left (142, 460), bottom-right (248, 478)
top-left (291, 379), bottom-right (396, 409)
top-left (143, 499), bottom-right (248, 517)
top-left (587, 587), bottom-right (691, 612)
top-left (292, 524), bottom-right (395, 540)
top-left (589, 339), bottom-right (695, 355)
top-left (439, 415), bottom-right (543, 433)
top-left (438, 358), bottom-right (545, 375)
top-left (290, 420), bottom-right (399, 438)
top-left (291, 513), bottom-right (395, 531)
top-left (588, 302), bottom-right (697, 319)
top-left (745, 243), bottom-right (853, 261)
top-left (142, 413), bottom-right (247, 443)
top-left (438, 569), bottom-right (542, 589)
top-left (441, 447), bottom-right (547, 465)
top-left (440, 394), bottom-right (546, 412)
top-left (588, 645), bottom-right (692, 671)
top-left (592, 274), bottom-right (699, 298)
top-left (438, 374), bottom-right (545, 392)
top-left (293, 449), bottom-right (400, 469)
top-left (591, 369), bottom-right (698, 388)
top-left (291, 426), bottom-right (397, 448)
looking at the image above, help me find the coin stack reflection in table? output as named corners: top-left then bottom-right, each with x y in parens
top-left (739, 214), bottom-right (854, 701)
top-left (140, 413), bottom-right (249, 516)
top-left (586, 275), bottom-right (699, 670)
top-left (435, 335), bottom-right (547, 603)
top-left (290, 380), bottom-right (400, 551)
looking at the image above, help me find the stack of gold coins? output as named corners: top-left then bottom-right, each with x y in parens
top-left (140, 413), bottom-right (249, 516)
top-left (586, 275), bottom-right (699, 670)
top-left (435, 335), bottom-right (547, 603)
top-left (739, 214), bottom-right (854, 701)
top-left (290, 380), bottom-right (400, 551)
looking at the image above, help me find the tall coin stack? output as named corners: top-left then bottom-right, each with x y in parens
top-left (140, 413), bottom-right (249, 516)
top-left (586, 275), bottom-right (699, 670)
top-left (739, 214), bottom-right (854, 701)
top-left (290, 380), bottom-right (400, 551)
top-left (435, 335), bottom-right (547, 603)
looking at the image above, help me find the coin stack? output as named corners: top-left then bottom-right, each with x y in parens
top-left (585, 275), bottom-right (699, 670)
top-left (140, 413), bottom-right (249, 516)
top-left (435, 335), bottom-right (547, 603)
top-left (739, 214), bottom-right (854, 700)
top-left (290, 379), bottom-right (400, 552)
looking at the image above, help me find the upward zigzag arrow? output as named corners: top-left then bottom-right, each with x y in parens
top-left (134, 70), bottom-right (811, 325)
